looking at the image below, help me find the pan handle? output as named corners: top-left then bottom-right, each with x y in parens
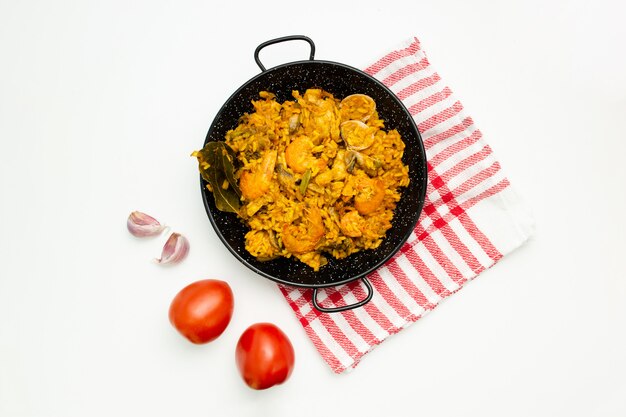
top-left (312, 277), bottom-right (373, 313)
top-left (254, 35), bottom-right (316, 72)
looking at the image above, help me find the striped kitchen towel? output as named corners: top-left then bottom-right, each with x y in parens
top-left (279, 37), bottom-right (534, 374)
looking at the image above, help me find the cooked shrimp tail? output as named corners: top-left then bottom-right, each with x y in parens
top-left (240, 150), bottom-right (277, 200)
top-left (281, 207), bottom-right (325, 254)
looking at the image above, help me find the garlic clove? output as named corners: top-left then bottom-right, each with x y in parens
top-left (155, 233), bottom-right (189, 265)
top-left (127, 211), bottom-right (165, 237)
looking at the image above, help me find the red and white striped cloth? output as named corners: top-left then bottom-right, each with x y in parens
top-left (279, 37), bottom-right (534, 374)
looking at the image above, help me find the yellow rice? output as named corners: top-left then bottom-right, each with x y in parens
top-left (223, 88), bottom-right (409, 271)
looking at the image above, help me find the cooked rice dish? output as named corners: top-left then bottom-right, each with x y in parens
top-left (200, 88), bottom-right (409, 271)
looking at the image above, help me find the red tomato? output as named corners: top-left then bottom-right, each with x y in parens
top-left (235, 323), bottom-right (295, 390)
top-left (169, 279), bottom-right (234, 344)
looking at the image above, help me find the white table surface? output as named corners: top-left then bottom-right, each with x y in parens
top-left (1, 0), bottom-right (625, 416)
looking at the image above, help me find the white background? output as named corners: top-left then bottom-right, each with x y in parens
top-left (1, 0), bottom-right (625, 416)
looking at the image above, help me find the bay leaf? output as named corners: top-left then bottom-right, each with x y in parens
top-left (194, 141), bottom-right (241, 213)
top-left (220, 143), bottom-right (241, 198)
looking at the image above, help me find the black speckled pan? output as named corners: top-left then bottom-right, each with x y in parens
top-left (200, 36), bottom-right (427, 312)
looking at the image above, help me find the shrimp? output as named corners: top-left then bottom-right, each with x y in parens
top-left (340, 210), bottom-right (365, 237)
top-left (281, 207), bottom-right (325, 254)
top-left (354, 176), bottom-right (386, 215)
top-left (285, 136), bottom-right (326, 174)
top-left (239, 150), bottom-right (277, 201)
